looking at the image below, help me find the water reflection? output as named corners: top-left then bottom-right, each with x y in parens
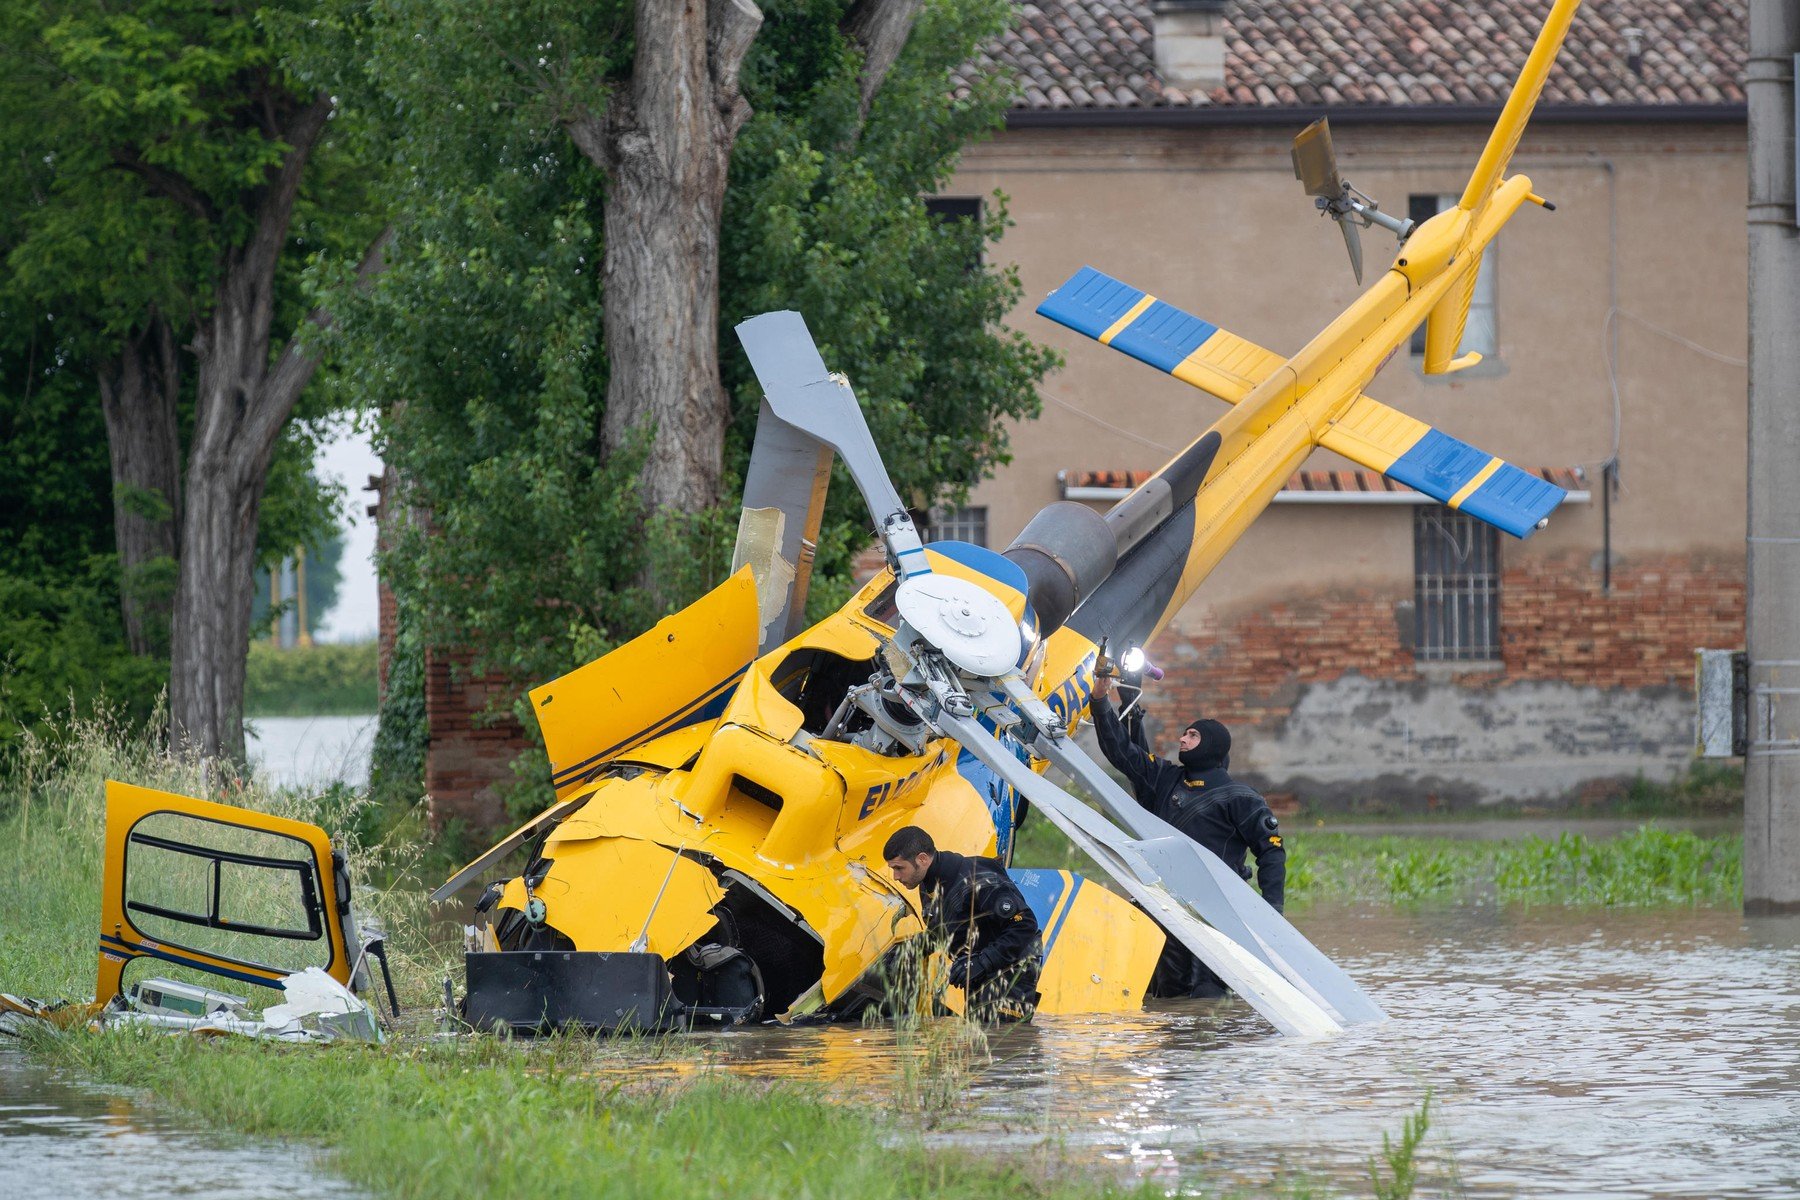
top-left (695, 908), bottom-right (1800, 1198)
top-left (0, 1045), bottom-right (363, 1199)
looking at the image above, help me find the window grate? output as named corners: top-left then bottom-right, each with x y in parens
top-left (1413, 506), bottom-right (1501, 661)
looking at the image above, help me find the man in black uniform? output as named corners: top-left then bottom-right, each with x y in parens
top-left (883, 826), bottom-right (1041, 1021)
top-left (1089, 673), bottom-right (1286, 996)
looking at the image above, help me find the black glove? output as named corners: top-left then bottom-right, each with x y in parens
top-left (946, 955), bottom-right (971, 989)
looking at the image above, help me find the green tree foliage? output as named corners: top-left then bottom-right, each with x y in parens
top-left (245, 640), bottom-right (377, 716)
top-left (329, 0), bottom-right (1049, 717)
top-left (724, 0), bottom-right (1054, 606)
top-left (0, 0), bottom-right (369, 752)
top-left (0, 320), bottom-right (166, 745)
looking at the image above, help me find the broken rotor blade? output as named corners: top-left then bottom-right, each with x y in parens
top-left (1029, 731), bottom-right (1387, 1026)
top-left (935, 710), bottom-right (1341, 1038)
top-left (1291, 118), bottom-right (1343, 200)
top-left (429, 795), bottom-right (590, 904)
top-left (735, 311), bottom-right (929, 578)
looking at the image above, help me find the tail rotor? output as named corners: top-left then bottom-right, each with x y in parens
top-left (1292, 118), bottom-right (1414, 285)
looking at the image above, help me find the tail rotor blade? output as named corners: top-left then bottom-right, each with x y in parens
top-left (1340, 218), bottom-right (1365, 285)
top-left (1291, 118), bottom-right (1343, 200)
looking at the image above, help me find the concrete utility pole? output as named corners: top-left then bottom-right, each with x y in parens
top-left (1745, 0), bottom-right (1800, 915)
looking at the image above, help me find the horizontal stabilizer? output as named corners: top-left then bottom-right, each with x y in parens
top-left (1320, 399), bottom-right (1565, 538)
top-left (1037, 266), bottom-right (1281, 404)
top-left (1038, 266), bottom-right (1566, 539)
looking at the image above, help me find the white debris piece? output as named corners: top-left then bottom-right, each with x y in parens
top-left (260, 967), bottom-right (382, 1043)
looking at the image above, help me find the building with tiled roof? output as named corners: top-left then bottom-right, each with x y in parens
top-left (934, 0), bottom-right (1748, 808)
top-left (956, 0), bottom-right (1745, 111)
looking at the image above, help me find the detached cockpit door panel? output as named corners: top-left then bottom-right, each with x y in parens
top-left (97, 781), bottom-right (354, 1004)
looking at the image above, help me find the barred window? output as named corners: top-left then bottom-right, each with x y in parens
top-left (1413, 506), bottom-right (1500, 661)
top-left (926, 506), bottom-right (988, 548)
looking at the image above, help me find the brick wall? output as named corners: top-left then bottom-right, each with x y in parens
top-left (422, 647), bottom-right (530, 830)
top-left (1147, 552), bottom-right (1743, 729)
top-left (1136, 551), bottom-right (1745, 807)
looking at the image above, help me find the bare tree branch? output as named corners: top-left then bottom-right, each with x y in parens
top-left (841, 0), bottom-right (924, 119)
top-left (249, 224), bottom-right (395, 458)
top-left (563, 107), bottom-right (610, 169)
top-left (111, 151), bottom-right (218, 224)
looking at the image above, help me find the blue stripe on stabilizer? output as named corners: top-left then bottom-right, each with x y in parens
top-left (1035, 267), bottom-right (1146, 340)
top-left (1008, 870), bottom-right (1069, 953)
top-left (1108, 300), bottom-right (1219, 373)
top-left (1459, 464), bottom-right (1567, 539)
top-left (1384, 428), bottom-right (1492, 502)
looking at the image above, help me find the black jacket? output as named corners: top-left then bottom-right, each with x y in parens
top-left (919, 850), bottom-right (1042, 987)
top-left (1091, 697), bottom-right (1286, 910)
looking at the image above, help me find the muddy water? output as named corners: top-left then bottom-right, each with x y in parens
top-left (698, 907), bottom-right (1800, 1198)
top-left (0, 1045), bottom-right (363, 1199)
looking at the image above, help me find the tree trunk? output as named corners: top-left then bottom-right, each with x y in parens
top-left (573, 0), bottom-right (763, 518)
top-left (97, 315), bottom-right (182, 657)
top-left (166, 95), bottom-right (334, 762)
top-left (566, 0), bottom-right (923, 528)
top-left (842, 0), bottom-right (925, 118)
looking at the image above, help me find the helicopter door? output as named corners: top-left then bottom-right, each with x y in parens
top-left (96, 781), bottom-right (355, 1005)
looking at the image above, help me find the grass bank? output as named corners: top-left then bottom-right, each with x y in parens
top-left (26, 1029), bottom-right (1151, 1200)
top-left (246, 640), bottom-right (380, 717)
top-left (1012, 810), bottom-right (1742, 908)
top-left (0, 717), bottom-right (1168, 1199)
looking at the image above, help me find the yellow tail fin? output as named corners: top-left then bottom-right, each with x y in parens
top-left (1459, 0), bottom-right (1583, 221)
top-left (1421, 258), bottom-right (1485, 375)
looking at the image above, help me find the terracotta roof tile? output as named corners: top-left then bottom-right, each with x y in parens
top-left (958, 1), bottom-right (1746, 111)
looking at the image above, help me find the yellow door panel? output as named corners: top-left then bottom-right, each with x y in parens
top-left (97, 781), bottom-right (354, 1006)
top-left (531, 566), bottom-right (761, 798)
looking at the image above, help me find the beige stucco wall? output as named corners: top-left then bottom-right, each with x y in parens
top-left (947, 121), bottom-right (1748, 631)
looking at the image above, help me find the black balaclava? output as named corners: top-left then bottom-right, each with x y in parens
top-left (1178, 718), bottom-right (1231, 773)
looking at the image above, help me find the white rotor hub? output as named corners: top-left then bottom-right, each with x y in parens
top-left (895, 574), bottom-right (1022, 678)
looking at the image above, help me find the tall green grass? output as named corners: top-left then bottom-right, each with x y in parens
top-left (1284, 827), bottom-right (1740, 908)
top-left (1015, 806), bottom-right (1741, 909)
top-left (27, 1028), bottom-right (1162, 1200)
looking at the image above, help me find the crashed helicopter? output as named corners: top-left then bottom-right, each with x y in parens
top-left (80, 0), bottom-right (1583, 1040)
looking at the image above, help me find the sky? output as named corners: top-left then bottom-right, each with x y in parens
top-left (312, 424), bottom-right (383, 643)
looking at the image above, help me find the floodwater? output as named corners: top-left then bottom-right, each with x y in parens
top-left (687, 906), bottom-right (1800, 1198)
top-left (244, 713), bottom-right (377, 790)
top-left (0, 1044), bottom-right (363, 1199)
top-left (5, 860), bottom-right (1794, 1197)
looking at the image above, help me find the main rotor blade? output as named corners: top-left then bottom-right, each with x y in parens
top-left (1291, 118), bottom-right (1343, 200)
top-left (937, 710), bottom-right (1341, 1038)
top-left (735, 311), bottom-right (911, 541)
top-left (1030, 731), bottom-right (1388, 1026)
